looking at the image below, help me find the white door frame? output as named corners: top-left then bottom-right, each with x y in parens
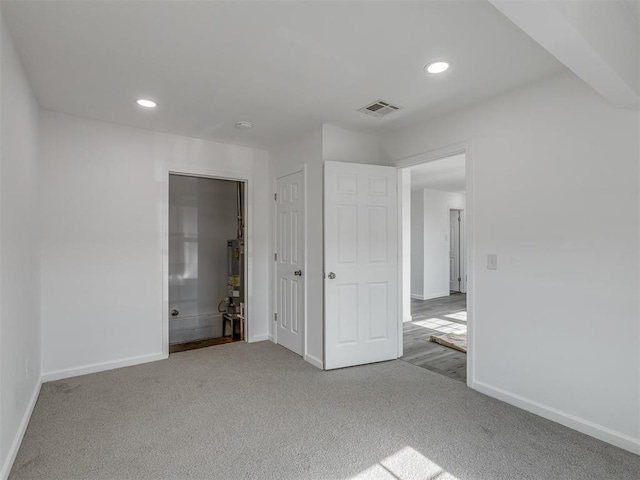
top-left (272, 167), bottom-right (307, 359)
top-left (449, 208), bottom-right (465, 294)
top-left (162, 165), bottom-right (254, 357)
top-left (459, 209), bottom-right (467, 294)
top-left (449, 208), bottom-right (460, 293)
top-left (395, 141), bottom-right (475, 388)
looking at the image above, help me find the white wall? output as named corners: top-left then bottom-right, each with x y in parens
top-left (0, 12), bottom-right (41, 479)
top-left (551, 0), bottom-right (638, 95)
top-left (384, 72), bottom-right (640, 453)
top-left (322, 124), bottom-right (385, 165)
top-left (411, 188), bottom-right (465, 300)
top-left (39, 111), bottom-right (270, 379)
top-left (421, 189), bottom-right (465, 300)
top-left (168, 175), bottom-right (238, 343)
top-left (410, 190), bottom-right (424, 299)
top-left (269, 128), bottom-right (324, 369)
top-left (400, 168), bottom-right (411, 326)
top-left (489, 0), bottom-right (639, 108)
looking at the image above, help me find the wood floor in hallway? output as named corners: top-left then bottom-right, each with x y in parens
top-left (401, 293), bottom-right (467, 383)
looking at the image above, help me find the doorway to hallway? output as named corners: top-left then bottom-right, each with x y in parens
top-left (398, 146), bottom-right (470, 384)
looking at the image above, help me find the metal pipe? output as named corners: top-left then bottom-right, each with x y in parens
top-left (237, 182), bottom-right (244, 239)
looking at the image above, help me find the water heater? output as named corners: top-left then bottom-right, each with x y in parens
top-left (227, 239), bottom-right (244, 311)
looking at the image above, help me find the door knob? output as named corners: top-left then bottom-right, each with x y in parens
top-left (328, 272), bottom-right (336, 279)
top-left (294, 270), bottom-right (303, 276)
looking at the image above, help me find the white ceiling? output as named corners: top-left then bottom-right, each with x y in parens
top-left (1, 0), bottom-right (565, 149)
top-left (410, 154), bottom-right (466, 194)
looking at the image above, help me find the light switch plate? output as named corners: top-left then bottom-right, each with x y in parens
top-left (487, 254), bottom-right (498, 270)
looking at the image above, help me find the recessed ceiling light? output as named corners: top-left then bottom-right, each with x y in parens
top-left (136, 98), bottom-right (157, 108)
top-left (235, 121), bottom-right (253, 129)
top-left (425, 61), bottom-right (450, 74)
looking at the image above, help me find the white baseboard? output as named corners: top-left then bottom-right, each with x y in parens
top-left (411, 292), bottom-right (451, 301)
top-left (304, 353), bottom-right (323, 370)
top-left (423, 292), bottom-right (450, 300)
top-left (41, 352), bottom-right (167, 383)
top-left (473, 381), bottom-right (640, 455)
top-left (248, 333), bottom-right (269, 343)
top-left (1, 378), bottom-right (42, 480)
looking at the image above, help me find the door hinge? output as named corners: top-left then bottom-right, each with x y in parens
top-left (458, 277), bottom-right (461, 282)
top-left (274, 193), bottom-right (277, 201)
top-left (274, 253), bottom-right (277, 261)
top-left (274, 313), bottom-right (277, 322)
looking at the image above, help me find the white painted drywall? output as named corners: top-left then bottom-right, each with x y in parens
top-left (400, 168), bottom-right (411, 326)
top-left (0, 12), bottom-right (41, 478)
top-left (322, 124), bottom-right (385, 165)
top-left (269, 128), bottom-right (324, 368)
top-left (410, 190), bottom-right (425, 299)
top-left (168, 175), bottom-right (238, 343)
top-left (424, 189), bottom-right (465, 299)
top-left (489, 0), bottom-right (639, 108)
top-left (551, 0), bottom-right (639, 94)
top-left (384, 71), bottom-right (640, 452)
top-left (411, 188), bottom-right (465, 300)
top-left (39, 111), bottom-right (270, 377)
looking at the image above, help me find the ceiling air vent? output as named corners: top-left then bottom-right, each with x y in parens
top-left (357, 100), bottom-right (403, 118)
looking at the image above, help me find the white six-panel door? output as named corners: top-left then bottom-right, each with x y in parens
top-left (324, 161), bottom-right (398, 370)
top-left (276, 172), bottom-right (305, 356)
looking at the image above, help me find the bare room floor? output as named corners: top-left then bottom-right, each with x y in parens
top-left (401, 293), bottom-right (467, 383)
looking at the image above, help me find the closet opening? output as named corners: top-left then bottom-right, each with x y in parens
top-left (168, 174), bottom-right (246, 354)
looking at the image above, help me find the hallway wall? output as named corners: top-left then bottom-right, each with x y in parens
top-left (384, 71), bottom-right (640, 452)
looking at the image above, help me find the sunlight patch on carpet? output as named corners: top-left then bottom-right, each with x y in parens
top-left (351, 446), bottom-right (460, 480)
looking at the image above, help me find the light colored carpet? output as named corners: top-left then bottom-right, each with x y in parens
top-left (430, 332), bottom-right (467, 353)
top-left (10, 341), bottom-right (640, 480)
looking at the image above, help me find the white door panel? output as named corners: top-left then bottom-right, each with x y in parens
top-left (324, 161), bottom-right (398, 370)
top-left (276, 172), bottom-right (304, 355)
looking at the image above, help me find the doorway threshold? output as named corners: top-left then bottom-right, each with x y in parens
top-left (169, 336), bottom-right (239, 354)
